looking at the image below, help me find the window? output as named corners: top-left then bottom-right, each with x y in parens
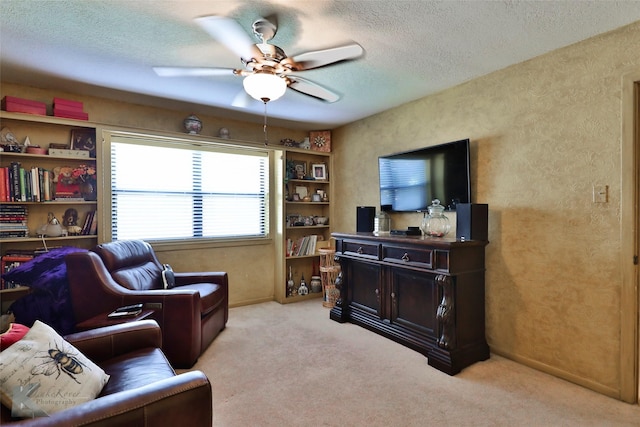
top-left (109, 132), bottom-right (269, 242)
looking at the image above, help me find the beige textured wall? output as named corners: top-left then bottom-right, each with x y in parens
top-left (1, 82), bottom-right (308, 308)
top-left (332, 22), bottom-right (640, 398)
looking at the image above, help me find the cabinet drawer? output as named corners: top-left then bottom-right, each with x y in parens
top-left (382, 245), bottom-right (433, 269)
top-left (341, 240), bottom-right (380, 260)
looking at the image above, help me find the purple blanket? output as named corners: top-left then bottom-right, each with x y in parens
top-left (2, 246), bottom-right (87, 334)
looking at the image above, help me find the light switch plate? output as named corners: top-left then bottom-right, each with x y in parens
top-left (593, 185), bottom-right (608, 203)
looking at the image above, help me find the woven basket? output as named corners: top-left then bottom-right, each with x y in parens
top-left (318, 248), bottom-right (336, 268)
top-left (320, 265), bottom-right (340, 308)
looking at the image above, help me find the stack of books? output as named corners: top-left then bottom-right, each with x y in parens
top-left (53, 97), bottom-right (89, 121)
top-left (0, 205), bottom-right (29, 239)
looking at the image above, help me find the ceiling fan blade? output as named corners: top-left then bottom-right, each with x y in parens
top-left (194, 15), bottom-right (261, 61)
top-left (286, 43), bottom-right (364, 71)
top-left (287, 76), bottom-right (341, 103)
top-left (153, 66), bottom-right (237, 77)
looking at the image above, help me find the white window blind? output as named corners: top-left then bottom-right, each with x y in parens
top-left (110, 133), bottom-right (269, 242)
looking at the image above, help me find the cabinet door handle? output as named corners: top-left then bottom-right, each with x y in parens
top-left (357, 247), bottom-right (364, 254)
top-left (390, 292), bottom-right (395, 299)
top-left (375, 288), bottom-right (379, 295)
top-left (401, 253), bottom-right (410, 262)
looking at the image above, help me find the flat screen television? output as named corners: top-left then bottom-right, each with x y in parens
top-left (378, 138), bottom-right (470, 212)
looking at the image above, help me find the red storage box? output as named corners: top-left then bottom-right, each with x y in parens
top-left (53, 97), bottom-right (84, 110)
top-left (1, 96), bottom-right (47, 115)
top-left (53, 108), bottom-right (89, 120)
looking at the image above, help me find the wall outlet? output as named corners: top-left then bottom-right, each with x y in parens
top-left (593, 185), bottom-right (608, 203)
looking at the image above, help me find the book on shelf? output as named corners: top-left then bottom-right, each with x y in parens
top-left (1, 163), bottom-right (55, 202)
top-left (287, 234), bottom-right (319, 257)
top-left (1, 254), bottom-right (34, 289)
top-left (3, 248), bottom-right (36, 257)
top-left (80, 210), bottom-right (97, 235)
top-left (0, 167), bottom-right (7, 202)
top-left (88, 211), bottom-right (98, 235)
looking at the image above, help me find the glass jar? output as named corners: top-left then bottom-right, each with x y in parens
top-left (374, 211), bottom-right (390, 234)
top-left (421, 199), bottom-right (451, 237)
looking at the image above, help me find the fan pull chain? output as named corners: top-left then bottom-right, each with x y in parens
top-left (263, 100), bottom-right (269, 145)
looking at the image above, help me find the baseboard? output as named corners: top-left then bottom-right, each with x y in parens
top-left (229, 296), bottom-right (274, 308)
top-left (490, 346), bottom-right (621, 400)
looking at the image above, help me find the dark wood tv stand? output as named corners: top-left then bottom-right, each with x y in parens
top-left (330, 232), bottom-right (489, 375)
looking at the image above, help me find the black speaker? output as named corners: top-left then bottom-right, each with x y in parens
top-left (356, 206), bottom-right (376, 232)
top-left (456, 203), bottom-right (488, 241)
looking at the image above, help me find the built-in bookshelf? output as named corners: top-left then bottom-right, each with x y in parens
top-left (276, 147), bottom-right (333, 303)
top-left (0, 111), bottom-right (100, 266)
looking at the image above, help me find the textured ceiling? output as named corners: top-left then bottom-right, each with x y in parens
top-left (1, 1), bottom-right (640, 130)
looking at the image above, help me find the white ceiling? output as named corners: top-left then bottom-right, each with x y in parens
top-left (2, 1), bottom-right (640, 131)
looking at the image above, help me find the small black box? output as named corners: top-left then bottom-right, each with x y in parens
top-left (456, 203), bottom-right (488, 241)
top-left (356, 206), bottom-right (376, 232)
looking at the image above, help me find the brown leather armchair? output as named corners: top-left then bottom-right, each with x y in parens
top-left (1, 320), bottom-right (212, 426)
top-left (65, 240), bottom-right (228, 368)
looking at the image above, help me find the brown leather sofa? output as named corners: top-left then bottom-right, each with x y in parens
top-left (65, 240), bottom-right (228, 368)
top-left (1, 320), bottom-right (212, 426)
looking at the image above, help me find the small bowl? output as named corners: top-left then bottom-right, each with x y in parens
top-left (314, 216), bottom-right (328, 225)
top-left (26, 146), bottom-right (47, 155)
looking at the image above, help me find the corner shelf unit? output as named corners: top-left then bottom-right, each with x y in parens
top-left (0, 112), bottom-right (101, 273)
top-left (275, 147), bottom-right (333, 303)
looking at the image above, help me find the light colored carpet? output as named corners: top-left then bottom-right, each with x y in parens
top-left (191, 299), bottom-right (640, 426)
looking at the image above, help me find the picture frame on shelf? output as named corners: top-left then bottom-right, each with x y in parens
top-left (292, 160), bottom-right (306, 179)
top-left (294, 185), bottom-right (308, 199)
top-left (311, 163), bottom-right (327, 180)
top-left (70, 129), bottom-right (97, 157)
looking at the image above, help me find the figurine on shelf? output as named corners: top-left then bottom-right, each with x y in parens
top-left (63, 208), bottom-right (82, 235)
top-left (298, 274), bottom-right (309, 296)
top-left (1, 127), bottom-right (21, 152)
top-left (287, 266), bottom-right (295, 297)
top-left (298, 137), bottom-right (311, 150)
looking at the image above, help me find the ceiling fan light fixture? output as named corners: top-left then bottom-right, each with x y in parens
top-left (243, 72), bottom-right (287, 102)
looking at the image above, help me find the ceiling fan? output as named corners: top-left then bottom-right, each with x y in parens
top-left (153, 15), bottom-right (364, 105)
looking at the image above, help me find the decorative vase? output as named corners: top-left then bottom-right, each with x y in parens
top-left (310, 276), bottom-right (322, 293)
top-left (183, 114), bottom-right (202, 134)
top-left (80, 179), bottom-right (97, 201)
top-left (217, 127), bottom-right (230, 139)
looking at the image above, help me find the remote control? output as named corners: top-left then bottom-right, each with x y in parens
top-left (114, 303), bottom-right (143, 313)
top-left (108, 311), bottom-right (139, 318)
